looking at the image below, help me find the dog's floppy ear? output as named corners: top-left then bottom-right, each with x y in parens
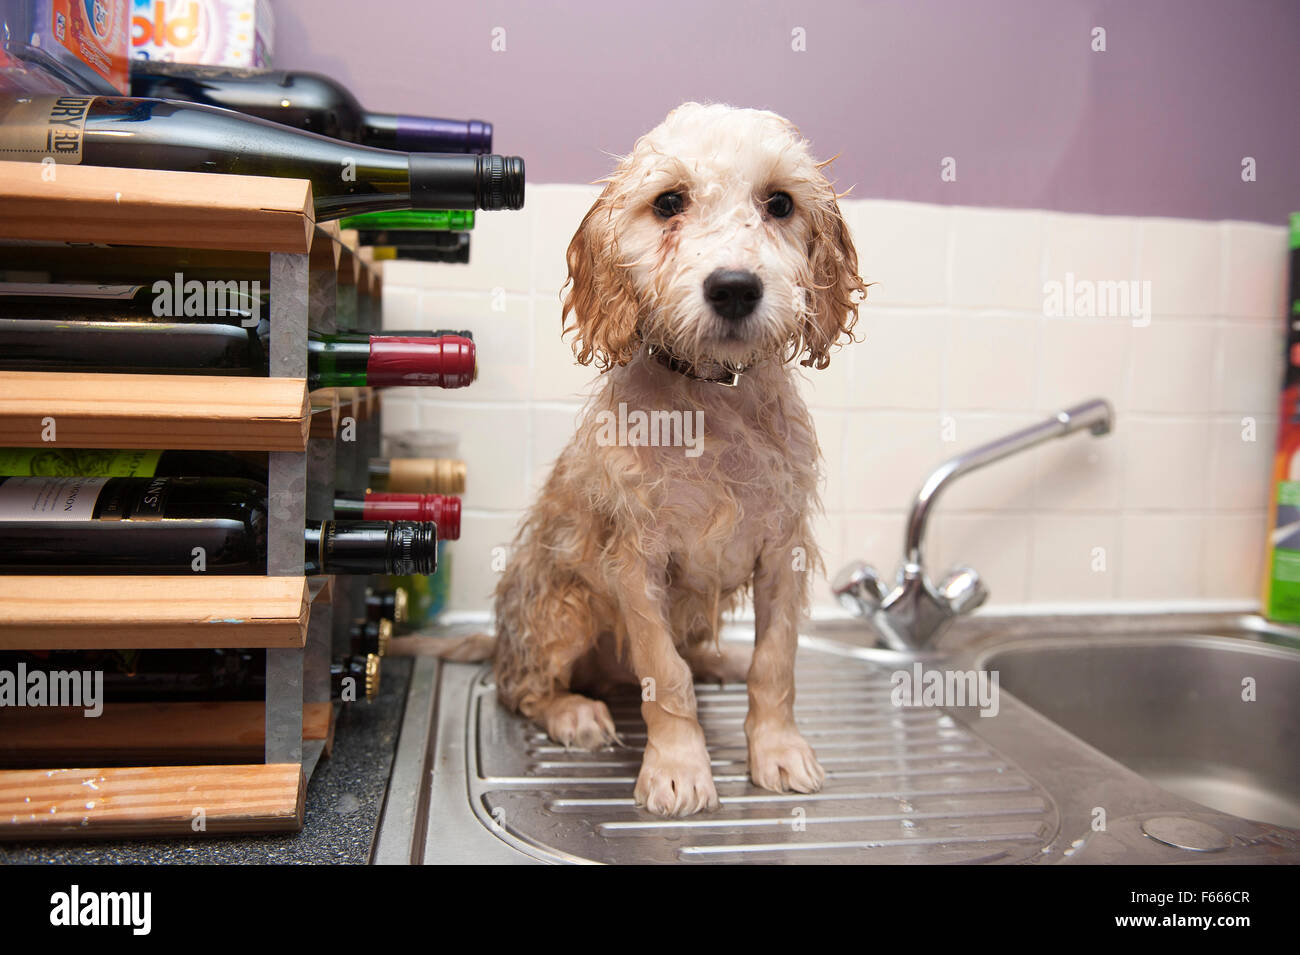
top-left (799, 183), bottom-right (867, 369)
top-left (563, 187), bottom-right (643, 371)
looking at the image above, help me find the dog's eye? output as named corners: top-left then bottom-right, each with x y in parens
top-left (653, 192), bottom-right (686, 218)
top-left (765, 191), bottom-right (794, 219)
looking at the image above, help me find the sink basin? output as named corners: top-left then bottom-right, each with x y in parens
top-left (975, 633), bottom-right (1300, 829)
top-left (375, 612), bottom-right (1300, 864)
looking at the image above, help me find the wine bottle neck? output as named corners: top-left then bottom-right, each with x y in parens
top-left (307, 335), bottom-right (475, 389)
top-left (330, 491), bottom-right (459, 536)
top-left (362, 112), bottom-right (492, 154)
top-left (408, 154), bottom-right (524, 212)
top-left (303, 520), bottom-right (437, 575)
top-left (306, 338), bottom-right (369, 388)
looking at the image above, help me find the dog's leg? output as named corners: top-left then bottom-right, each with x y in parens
top-left (618, 567), bottom-right (718, 816)
top-left (494, 574), bottom-right (618, 750)
top-left (745, 544), bottom-right (826, 794)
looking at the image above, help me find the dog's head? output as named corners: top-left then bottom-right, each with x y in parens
top-left (564, 102), bottom-right (866, 373)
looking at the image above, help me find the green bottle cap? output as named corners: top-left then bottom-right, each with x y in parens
top-left (339, 209), bottom-right (475, 231)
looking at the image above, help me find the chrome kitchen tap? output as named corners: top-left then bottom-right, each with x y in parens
top-left (832, 398), bottom-right (1115, 652)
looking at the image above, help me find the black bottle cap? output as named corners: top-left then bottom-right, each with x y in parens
top-left (478, 154), bottom-right (525, 211)
top-left (391, 521), bottom-right (437, 575)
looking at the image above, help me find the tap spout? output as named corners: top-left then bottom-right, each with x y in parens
top-left (903, 398), bottom-right (1114, 567)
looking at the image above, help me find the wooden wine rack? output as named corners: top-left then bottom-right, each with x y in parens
top-left (0, 162), bottom-right (385, 840)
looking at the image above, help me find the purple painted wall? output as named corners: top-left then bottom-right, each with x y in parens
top-left (273, 0), bottom-right (1300, 224)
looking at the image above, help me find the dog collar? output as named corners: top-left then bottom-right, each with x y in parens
top-left (646, 345), bottom-right (744, 387)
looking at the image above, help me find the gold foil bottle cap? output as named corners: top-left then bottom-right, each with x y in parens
top-left (376, 618), bottom-right (392, 657)
top-left (392, 586), bottom-right (409, 626)
top-left (364, 653), bottom-right (381, 702)
top-left (387, 457), bottom-right (467, 494)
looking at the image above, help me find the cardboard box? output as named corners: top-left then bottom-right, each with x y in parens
top-left (0, 0), bottom-right (131, 93)
top-left (130, 0), bottom-right (273, 68)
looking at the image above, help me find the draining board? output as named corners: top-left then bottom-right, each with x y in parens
top-left (457, 645), bottom-right (1060, 864)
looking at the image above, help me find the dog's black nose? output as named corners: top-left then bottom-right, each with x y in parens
top-left (704, 269), bottom-right (763, 320)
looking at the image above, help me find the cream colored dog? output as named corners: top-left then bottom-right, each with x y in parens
top-left (494, 102), bottom-right (865, 816)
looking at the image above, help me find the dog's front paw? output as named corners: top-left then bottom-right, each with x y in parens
top-left (543, 694), bottom-right (619, 749)
top-left (634, 730), bottom-right (719, 816)
top-left (747, 722), bottom-right (825, 794)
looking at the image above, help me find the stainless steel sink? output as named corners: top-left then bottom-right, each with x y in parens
top-left (972, 633), bottom-right (1300, 829)
top-left (374, 612), bottom-right (1300, 864)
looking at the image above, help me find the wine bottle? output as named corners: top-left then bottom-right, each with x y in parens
top-left (308, 334), bottom-right (475, 388)
top-left (0, 316), bottom-right (268, 374)
top-left (0, 286), bottom-right (470, 343)
top-left (340, 209), bottom-right (474, 231)
top-left (0, 476), bottom-right (437, 575)
top-left (129, 62), bottom-right (493, 154)
top-left (333, 491), bottom-right (460, 539)
top-left (349, 618), bottom-right (392, 657)
top-left (369, 242), bottom-right (469, 265)
top-left (0, 648), bottom-right (264, 701)
top-left (0, 649), bottom-right (381, 703)
top-left (0, 322), bottom-right (477, 388)
top-left (365, 585), bottom-right (409, 626)
top-left (368, 458), bottom-right (467, 494)
top-left (0, 452), bottom-right (462, 535)
top-left (0, 280), bottom-right (263, 321)
top-left (0, 447), bottom-right (266, 480)
top-left (380, 329), bottom-right (473, 340)
top-left (355, 230), bottom-right (466, 250)
top-left (0, 95), bottom-right (524, 220)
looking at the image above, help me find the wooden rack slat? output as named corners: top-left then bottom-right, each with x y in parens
top-left (0, 577), bottom-right (309, 650)
top-left (0, 371), bottom-right (310, 450)
top-left (0, 702), bottom-right (333, 767)
top-left (0, 764), bottom-right (304, 838)
top-left (0, 160), bottom-right (314, 252)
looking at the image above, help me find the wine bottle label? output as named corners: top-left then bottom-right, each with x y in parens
top-left (0, 96), bottom-right (96, 164)
top-left (0, 449), bottom-right (162, 478)
top-left (0, 476), bottom-right (107, 520)
top-left (0, 282), bottom-right (142, 299)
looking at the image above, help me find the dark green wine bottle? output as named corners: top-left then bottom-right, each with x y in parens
top-left (0, 319), bottom-right (476, 388)
top-left (0, 95), bottom-right (524, 220)
top-left (354, 230), bottom-right (466, 250)
top-left (369, 239), bottom-right (469, 264)
top-left (129, 62), bottom-right (492, 153)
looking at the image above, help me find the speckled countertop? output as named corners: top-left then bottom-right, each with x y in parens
top-left (0, 656), bottom-right (413, 865)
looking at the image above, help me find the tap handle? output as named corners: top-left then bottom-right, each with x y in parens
top-left (832, 561), bottom-right (890, 614)
top-left (934, 565), bottom-right (988, 616)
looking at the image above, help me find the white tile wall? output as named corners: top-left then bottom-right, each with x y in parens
top-left (380, 187), bottom-right (1289, 615)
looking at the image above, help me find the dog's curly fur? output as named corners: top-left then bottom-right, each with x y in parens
top-left (493, 102), bottom-right (866, 815)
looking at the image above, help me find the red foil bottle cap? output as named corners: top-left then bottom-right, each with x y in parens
top-left (363, 492), bottom-right (462, 540)
top-left (431, 493), bottom-right (461, 540)
top-left (366, 335), bottom-right (476, 388)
